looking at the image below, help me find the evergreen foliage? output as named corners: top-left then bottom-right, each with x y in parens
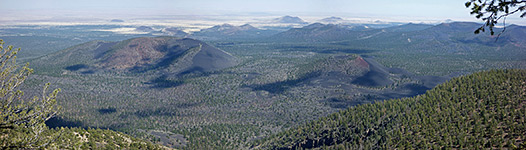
top-left (0, 40), bottom-right (168, 149)
top-left (0, 39), bottom-right (61, 149)
top-left (256, 69), bottom-right (526, 149)
top-left (46, 127), bottom-right (168, 149)
top-left (465, 0), bottom-right (526, 35)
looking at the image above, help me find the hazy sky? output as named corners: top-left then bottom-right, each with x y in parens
top-left (1, 0), bottom-right (469, 16)
top-left (1, 0), bottom-right (524, 24)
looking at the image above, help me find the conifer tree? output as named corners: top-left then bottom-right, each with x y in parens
top-left (0, 39), bottom-right (61, 149)
top-left (465, 0), bottom-right (526, 35)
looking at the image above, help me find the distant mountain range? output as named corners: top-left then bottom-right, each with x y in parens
top-left (191, 24), bottom-right (278, 40)
top-left (351, 22), bottom-right (526, 56)
top-left (270, 23), bottom-right (362, 42)
top-left (127, 18), bottom-right (526, 48)
top-left (268, 21), bottom-right (525, 49)
top-left (383, 23), bottom-right (434, 32)
top-left (269, 22), bottom-right (438, 42)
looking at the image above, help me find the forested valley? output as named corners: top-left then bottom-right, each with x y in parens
top-left (1, 1), bottom-right (525, 148)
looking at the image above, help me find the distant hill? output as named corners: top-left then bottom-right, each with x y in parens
top-left (246, 55), bottom-right (370, 94)
top-left (271, 23), bottom-right (371, 42)
top-left (110, 19), bottom-right (125, 22)
top-left (246, 54), bottom-right (447, 103)
top-left (452, 24), bottom-right (526, 48)
top-left (32, 37), bottom-right (238, 75)
top-left (136, 26), bottom-right (156, 32)
top-left (383, 23), bottom-right (433, 32)
top-left (430, 22), bottom-right (481, 32)
top-left (503, 25), bottom-right (526, 46)
top-left (162, 27), bottom-right (188, 38)
top-left (198, 24), bottom-right (259, 35)
top-left (273, 16), bottom-right (308, 24)
top-left (319, 17), bottom-right (344, 23)
top-left (254, 69), bottom-right (526, 149)
top-left (192, 24), bottom-right (278, 40)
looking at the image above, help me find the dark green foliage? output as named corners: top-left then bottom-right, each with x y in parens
top-left (0, 40), bottom-right (168, 149)
top-left (46, 127), bottom-right (167, 149)
top-left (256, 69), bottom-right (526, 149)
top-left (174, 124), bottom-right (264, 150)
top-left (0, 39), bottom-right (61, 149)
top-left (465, 0), bottom-right (526, 35)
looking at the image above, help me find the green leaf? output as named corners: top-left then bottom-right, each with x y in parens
top-left (465, 2), bottom-right (472, 7)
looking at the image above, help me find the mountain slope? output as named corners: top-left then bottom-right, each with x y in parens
top-left (345, 22), bottom-right (526, 68)
top-left (198, 24), bottom-right (259, 35)
top-left (192, 24), bottom-right (278, 40)
top-left (46, 127), bottom-right (170, 149)
top-left (271, 23), bottom-right (370, 42)
top-left (383, 23), bottom-right (433, 32)
top-left (32, 36), bottom-right (238, 75)
top-left (247, 55), bottom-right (370, 94)
top-left (255, 69), bottom-right (526, 149)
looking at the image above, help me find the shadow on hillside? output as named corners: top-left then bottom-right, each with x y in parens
top-left (98, 107), bottom-right (117, 114)
top-left (133, 102), bottom-right (201, 118)
top-left (64, 64), bottom-right (89, 71)
top-left (179, 67), bottom-right (205, 75)
top-left (245, 71), bottom-right (321, 94)
top-left (147, 75), bottom-right (185, 88)
top-left (320, 98), bottom-right (369, 109)
top-left (93, 42), bottom-right (118, 59)
top-left (351, 56), bottom-right (393, 87)
top-left (379, 84), bottom-right (430, 100)
top-left (64, 64), bottom-right (96, 74)
top-left (129, 46), bottom-right (188, 73)
top-left (322, 84), bottom-right (431, 109)
top-left (45, 117), bottom-right (84, 129)
top-left (351, 70), bottom-right (391, 87)
top-left (317, 49), bottom-right (378, 54)
top-left (146, 70), bottom-right (215, 89)
top-left (46, 116), bottom-right (123, 130)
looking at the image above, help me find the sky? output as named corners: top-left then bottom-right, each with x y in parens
top-left (1, 0), bottom-right (524, 25)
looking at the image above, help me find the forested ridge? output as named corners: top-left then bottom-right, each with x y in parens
top-left (43, 127), bottom-right (169, 149)
top-left (255, 69), bottom-right (526, 149)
